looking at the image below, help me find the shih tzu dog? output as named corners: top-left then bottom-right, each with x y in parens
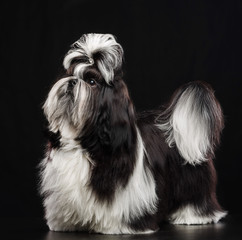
top-left (40, 33), bottom-right (227, 234)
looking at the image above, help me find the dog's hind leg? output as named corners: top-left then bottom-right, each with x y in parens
top-left (166, 158), bottom-right (227, 225)
top-left (157, 81), bottom-right (227, 224)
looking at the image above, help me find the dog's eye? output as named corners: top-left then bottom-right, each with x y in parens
top-left (85, 78), bottom-right (96, 86)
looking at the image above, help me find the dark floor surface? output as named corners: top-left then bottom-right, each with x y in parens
top-left (0, 215), bottom-right (241, 240)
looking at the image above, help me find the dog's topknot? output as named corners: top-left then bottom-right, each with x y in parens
top-left (63, 33), bottom-right (123, 84)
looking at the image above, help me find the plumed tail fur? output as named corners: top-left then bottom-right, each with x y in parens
top-left (157, 81), bottom-right (224, 165)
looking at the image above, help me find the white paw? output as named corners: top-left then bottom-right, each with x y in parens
top-left (48, 222), bottom-right (75, 232)
top-left (169, 205), bottom-right (227, 225)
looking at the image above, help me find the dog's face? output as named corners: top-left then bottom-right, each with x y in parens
top-left (43, 34), bottom-right (136, 150)
top-left (43, 69), bottom-right (98, 139)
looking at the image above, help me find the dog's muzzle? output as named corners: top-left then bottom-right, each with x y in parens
top-left (66, 78), bottom-right (78, 94)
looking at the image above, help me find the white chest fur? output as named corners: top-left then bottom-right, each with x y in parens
top-left (40, 137), bottom-right (158, 234)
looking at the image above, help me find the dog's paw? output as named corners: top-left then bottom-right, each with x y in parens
top-left (169, 205), bottom-right (227, 225)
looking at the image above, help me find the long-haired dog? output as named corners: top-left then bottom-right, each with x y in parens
top-left (40, 33), bottom-right (227, 234)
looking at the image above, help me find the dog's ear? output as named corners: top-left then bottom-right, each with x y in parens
top-left (84, 78), bottom-right (137, 200)
top-left (97, 79), bottom-right (137, 153)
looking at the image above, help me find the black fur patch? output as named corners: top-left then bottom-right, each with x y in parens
top-left (78, 77), bottom-right (137, 203)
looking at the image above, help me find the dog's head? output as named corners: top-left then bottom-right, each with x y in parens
top-left (43, 34), bottom-right (136, 151)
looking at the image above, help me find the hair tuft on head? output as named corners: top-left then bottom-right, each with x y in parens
top-left (63, 33), bottom-right (123, 84)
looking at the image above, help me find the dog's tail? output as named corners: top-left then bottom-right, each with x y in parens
top-left (157, 81), bottom-right (224, 165)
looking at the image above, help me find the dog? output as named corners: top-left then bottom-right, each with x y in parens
top-left (40, 33), bottom-right (227, 234)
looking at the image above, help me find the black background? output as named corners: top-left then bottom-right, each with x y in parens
top-left (1, 0), bottom-right (242, 219)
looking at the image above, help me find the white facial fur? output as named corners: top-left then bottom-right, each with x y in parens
top-left (43, 76), bottom-right (92, 139)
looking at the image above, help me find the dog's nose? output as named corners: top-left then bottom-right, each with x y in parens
top-left (69, 79), bottom-right (78, 86)
top-left (66, 78), bottom-right (78, 94)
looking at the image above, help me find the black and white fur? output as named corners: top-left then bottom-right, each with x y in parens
top-left (40, 33), bottom-right (227, 234)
